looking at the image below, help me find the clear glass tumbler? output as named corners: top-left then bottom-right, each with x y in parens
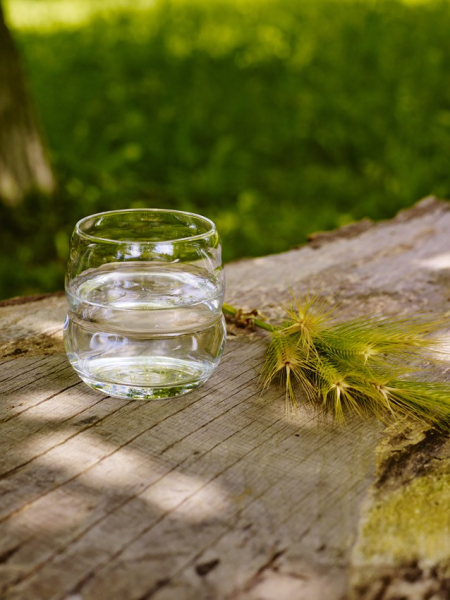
top-left (64, 209), bottom-right (226, 399)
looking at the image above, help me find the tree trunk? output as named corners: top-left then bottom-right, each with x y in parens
top-left (0, 3), bottom-right (55, 206)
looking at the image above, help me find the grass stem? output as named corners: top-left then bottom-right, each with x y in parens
top-left (222, 303), bottom-right (276, 332)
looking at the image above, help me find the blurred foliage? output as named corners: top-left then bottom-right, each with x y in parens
top-left (1, 0), bottom-right (450, 298)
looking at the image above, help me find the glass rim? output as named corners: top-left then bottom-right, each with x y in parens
top-left (75, 208), bottom-right (217, 245)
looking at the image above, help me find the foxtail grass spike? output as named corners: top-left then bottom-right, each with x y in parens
top-left (224, 296), bottom-right (450, 426)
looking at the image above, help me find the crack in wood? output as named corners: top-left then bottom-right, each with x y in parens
top-left (195, 558), bottom-right (221, 576)
top-left (1, 378), bottom-right (83, 423)
top-left (0, 356), bottom-right (47, 385)
top-left (375, 427), bottom-right (450, 493)
top-left (134, 578), bottom-right (171, 600)
top-left (0, 543), bottom-right (21, 564)
top-left (0, 361), bottom-right (76, 410)
top-left (0, 394), bottom-right (116, 481)
top-left (227, 549), bottom-right (286, 598)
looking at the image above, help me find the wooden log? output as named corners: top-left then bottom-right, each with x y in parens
top-left (0, 197), bottom-right (449, 600)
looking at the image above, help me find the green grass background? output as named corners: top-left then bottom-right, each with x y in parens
top-left (1, 0), bottom-right (450, 299)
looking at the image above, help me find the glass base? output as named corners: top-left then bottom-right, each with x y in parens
top-left (79, 376), bottom-right (206, 400)
top-left (70, 356), bottom-right (213, 400)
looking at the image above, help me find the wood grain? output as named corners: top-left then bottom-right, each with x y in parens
top-left (1, 197), bottom-right (449, 600)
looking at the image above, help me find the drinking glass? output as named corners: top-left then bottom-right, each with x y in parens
top-left (64, 209), bottom-right (226, 399)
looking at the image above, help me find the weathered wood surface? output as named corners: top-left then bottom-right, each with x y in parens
top-left (1, 197), bottom-right (450, 600)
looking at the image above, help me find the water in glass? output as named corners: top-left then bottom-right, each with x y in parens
top-left (65, 261), bottom-right (225, 399)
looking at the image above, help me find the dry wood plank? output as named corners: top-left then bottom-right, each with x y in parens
top-left (1, 197), bottom-right (449, 600)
